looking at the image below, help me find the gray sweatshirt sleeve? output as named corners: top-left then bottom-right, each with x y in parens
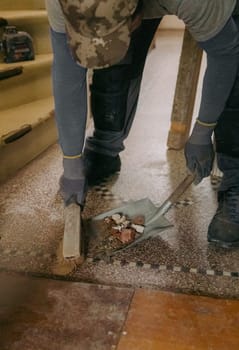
top-left (197, 16), bottom-right (239, 124)
top-left (45, 0), bottom-right (66, 33)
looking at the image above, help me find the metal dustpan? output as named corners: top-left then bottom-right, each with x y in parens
top-left (88, 173), bottom-right (195, 256)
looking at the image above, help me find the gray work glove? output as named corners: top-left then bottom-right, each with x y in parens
top-left (59, 157), bottom-right (88, 206)
top-left (184, 121), bottom-right (215, 185)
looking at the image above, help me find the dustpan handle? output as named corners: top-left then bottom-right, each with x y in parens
top-left (164, 173), bottom-right (195, 207)
top-left (147, 173), bottom-right (195, 225)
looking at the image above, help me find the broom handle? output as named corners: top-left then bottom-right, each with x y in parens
top-left (147, 173), bottom-right (195, 225)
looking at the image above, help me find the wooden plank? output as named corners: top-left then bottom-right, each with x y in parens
top-left (167, 29), bottom-right (203, 150)
top-left (63, 202), bottom-right (83, 260)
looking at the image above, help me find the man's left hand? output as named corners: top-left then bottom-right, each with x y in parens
top-left (184, 121), bottom-right (215, 185)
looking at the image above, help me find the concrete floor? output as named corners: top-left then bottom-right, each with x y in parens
top-left (1, 30), bottom-right (239, 349)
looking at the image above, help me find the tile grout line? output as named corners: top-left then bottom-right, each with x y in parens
top-left (86, 257), bottom-right (239, 278)
top-left (0, 248), bottom-right (238, 278)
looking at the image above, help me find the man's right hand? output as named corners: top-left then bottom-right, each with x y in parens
top-left (60, 157), bottom-right (87, 206)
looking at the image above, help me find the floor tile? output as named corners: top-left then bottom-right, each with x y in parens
top-left (0, 272), bottom-right (133, 350)
top-left (117, 289), bottom-right (239, 350)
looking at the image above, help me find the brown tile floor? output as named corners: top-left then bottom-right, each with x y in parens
top-left (0, 272), bottom-right (134, 350)
top-left (117, 289), bottom-right (239, 350)
top-left (0, 30), bottom-right (239, 349)
top-left (1, 272), bottom-right (239, 350)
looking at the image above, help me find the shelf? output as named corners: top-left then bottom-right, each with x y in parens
top-left (0, 10), bottom-right (47, 24)
top-left (0, 53), bottom-right (52, 71)
top-left (0, 96), bottom-right (54, 138)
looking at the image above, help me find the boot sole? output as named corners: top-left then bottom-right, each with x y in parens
top-left (208, 237), bottom-right (239, 249)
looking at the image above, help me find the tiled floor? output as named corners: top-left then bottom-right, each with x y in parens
top-left (0, 30), bottom-right (239, 349)
top-left (0, 272), bottom-right (134, 350)
top-left (1, 272), bottom-right (239, 350)
top-left (117, 289), bottom-right (239, 350)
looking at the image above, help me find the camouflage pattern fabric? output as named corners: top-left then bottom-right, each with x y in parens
top-left (58, 0), bottom-right (138, 69)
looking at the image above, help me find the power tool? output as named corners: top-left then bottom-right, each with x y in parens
top-left (0, 19), bottom-right (34, 63)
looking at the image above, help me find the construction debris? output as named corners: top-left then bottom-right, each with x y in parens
top-left (92, 213), bottom-right (145, 256)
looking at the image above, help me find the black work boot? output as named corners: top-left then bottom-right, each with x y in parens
top-left (83, 149), bottom-right (121, 186)
top-left (207, 187), bottom-right (239, 248)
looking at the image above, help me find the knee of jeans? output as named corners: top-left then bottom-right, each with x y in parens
top-left (90, 89), bottom-right (128, 132)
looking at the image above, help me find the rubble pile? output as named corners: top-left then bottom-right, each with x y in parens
top-left (104, 213), bottom-right (145, 244)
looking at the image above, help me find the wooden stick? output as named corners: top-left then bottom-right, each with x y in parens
top-left (63, 202), bottom-right (82, 259)
top-left (167, 29), bottom-right (203, 150)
